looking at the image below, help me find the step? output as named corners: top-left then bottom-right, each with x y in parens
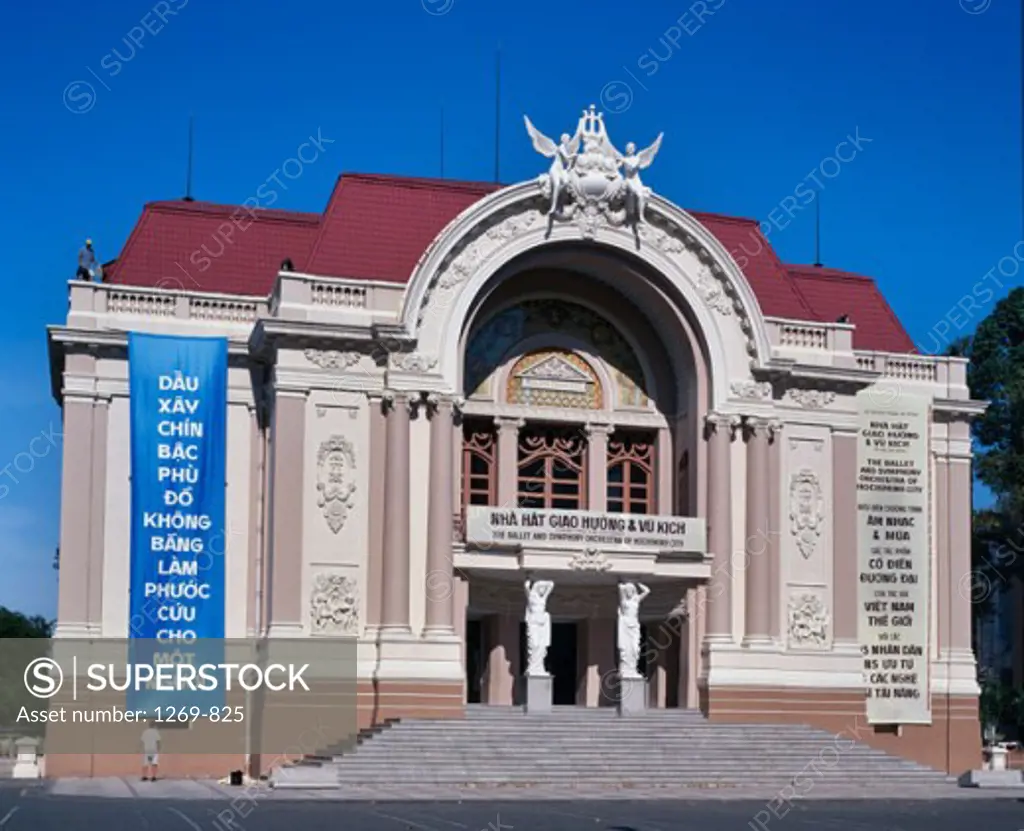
top-left (285, 708), bottom-right (951, 792)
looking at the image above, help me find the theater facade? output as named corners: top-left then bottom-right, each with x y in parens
top-left (48, 107), bottom-right (984, 777)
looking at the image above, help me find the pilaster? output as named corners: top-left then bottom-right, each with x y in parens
top-left (266, 389), bottom-right (306, 637)
top-left (380, 390), bottom-right (413, 635)
top-left (704, 412), bottom-right (740, 643)
top-left (585, 422), bottom-right (612, 512)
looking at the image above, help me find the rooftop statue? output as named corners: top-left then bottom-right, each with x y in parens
top-left (523, 106), bottom-right (663, 236)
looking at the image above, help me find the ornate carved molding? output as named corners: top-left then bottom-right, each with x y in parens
top-left (785, 389), bottom-right (837, 409)
top-left (638, 223), bottom-right (687, 254)
top-left (316, 435), bottom-right (357, 534)
top-left (391, 352), bottom-right (438, 373)
top-left (704, 411), bottom-right (742, 439)
top-left (787, 592), bottom-right (829, 648)
top-left (436, 209), bottom-right (546, 291)
top-left (731, 380), bottom-right (772, 401)
top-left (309, 573), bottom-right (359, 635)
top-left (568, 548), bottom-right (612, 572)
top-left (789, 468), bottom-right (824, 559)
top-left (424, 200), bottom-right (758, 359)
top-left (696, 265), bottom-right (736, 317)
top-left (743, 415), bottom-right (781, 441)
top-left (381, 390), bottom-right (418, 414)
top-left (304, 349), bottom-right (361, 370)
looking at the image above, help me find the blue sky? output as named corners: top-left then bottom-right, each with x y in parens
top-left (0, 0), bottom-right (1019, 618)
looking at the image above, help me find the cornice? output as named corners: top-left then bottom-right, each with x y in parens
top-left (49, 326), bottom-right (251, 355)
top-left (249, 318), bottom-right (393, 359)
top-left (757, 360), bottom-right (879, 388)
top-left (932, 398), bottom-right (988, 420)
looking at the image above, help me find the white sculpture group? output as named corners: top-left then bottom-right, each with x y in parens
top-left (524, 105), bottom-right (663, 234)
top-left (522, 577), bottom-right (651, 680)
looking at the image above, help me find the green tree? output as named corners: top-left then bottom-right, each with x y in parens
top-left (969, 287), bottom-right (1024, 528)
top-left (0, 607), bottom-right (53, 638)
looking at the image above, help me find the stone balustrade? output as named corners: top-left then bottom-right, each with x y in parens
top-left (68, 281), bottom-right (267, 326)
top-left (270, 271), bottom-right (404, 325)
top-left (763, 315), bottom-right (968, 400)
top-left (61, 280), bottom-right (969, 401)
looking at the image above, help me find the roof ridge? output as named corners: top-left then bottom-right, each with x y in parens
top-left (145, 200), bottom-right (321, 224)
top-left (339, 172), bottom-right (502, 193)
top-left (689, 209), bottom-right (761, 226)
top-left (787, 263), bottom-right (874, 281)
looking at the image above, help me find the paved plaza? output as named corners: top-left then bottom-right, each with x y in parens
top-left (1, 779), bottom-right (1024, 831)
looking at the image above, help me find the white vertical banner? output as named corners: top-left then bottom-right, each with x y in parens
top-left (856, 390), bottom-right (932, 724)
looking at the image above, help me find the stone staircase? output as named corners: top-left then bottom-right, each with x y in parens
top-left (271, 705), bottom-right (956, 789)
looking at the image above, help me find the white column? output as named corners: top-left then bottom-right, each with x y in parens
top-left (586, 423), bottom-right (611, 512)
top-left (495, 416), bottom-right (523, 507)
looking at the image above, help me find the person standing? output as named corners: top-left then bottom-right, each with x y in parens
top-left (77, 239), bottom-right (97, 281)
top-left (141, 721), bottom-right (161, 781)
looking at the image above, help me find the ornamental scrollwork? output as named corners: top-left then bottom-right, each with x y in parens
top-left (785, 389), bottom-right (836, 409)
top-left (316, 435), bottom-right (357, 534)
top-left (568, 548), bottom-right (612, 572)
top-left (789, 468), bottom-right (824, 559)
top-left (304, 349), bottom-right (361, 371)
top-left (391, 352), bottom-right (438, 373)
top-left (731, 380), bottom-right (772, 401)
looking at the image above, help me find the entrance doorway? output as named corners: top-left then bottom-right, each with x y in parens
top-left (518, 621), bottom-right (579, 705)
top-left (466, 618), bottom-right (483, 704)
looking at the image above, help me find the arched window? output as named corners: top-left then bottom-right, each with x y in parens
top-left (607, 432), bottom-right (654, 515)
top-left (462, 421), bottom-right (497, 507)
top-left (517, 426), bottom-right (587, 510)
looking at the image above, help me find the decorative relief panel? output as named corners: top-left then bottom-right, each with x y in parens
top-left (783, 433), bottom-right (831, 590)
top-left (731, 380), bottom-right (772, 401)
top-left (784, 389), bottom-right (836, 409)
top-left (391, 352), bottom-right (438, 373)
top-left (304, 349), bottom-right (361, 370)
top-left (316, 435), bottom-right (357, 534)
top-left (506, 350), bottom-right (602, 409)
top-left (789, 468), bottom-right (824, 559)
top-left (309, 572), bottom-right (359, 635)
top-left (787, 590), bottom-right (830, 649)
top-left (568, 548), bottom-right (612, 571)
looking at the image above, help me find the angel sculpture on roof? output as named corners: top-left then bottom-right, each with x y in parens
top-left (523, 115), bottom-right (581, 217)
top-left (610, 133), bottom-right (663, 226)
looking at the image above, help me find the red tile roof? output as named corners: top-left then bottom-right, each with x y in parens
top-left (104, 199), bottom-right (320, 296)
top-left (786, 264), bottom-right (916, 353)
top-left (689, 211), bottom-right (817, 321)
top-left (103, 173), bottom-right (914, 352)
top-left (305, 174), bottom-right (500, 281)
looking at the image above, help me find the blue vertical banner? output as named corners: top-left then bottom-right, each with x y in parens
top-left (128, 333), bottom-right (228, 712)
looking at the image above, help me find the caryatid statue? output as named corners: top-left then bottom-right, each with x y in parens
top-left (524, 579), bottom-right (554, 677)
top-left (617, 581), bottom-right (651, 679)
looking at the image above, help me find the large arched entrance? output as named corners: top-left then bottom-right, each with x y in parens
top-left (399, 175), bottom-right (773, 719)
top-left (446, 247), bottom-right (716, 708)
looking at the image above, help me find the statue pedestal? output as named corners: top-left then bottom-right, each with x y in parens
top-left (12, 737), bottom-right (41, 780)
top-left (524, 674), bottom-right (552, 714)
top-left (617, 676), bottom-right (646, 716)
